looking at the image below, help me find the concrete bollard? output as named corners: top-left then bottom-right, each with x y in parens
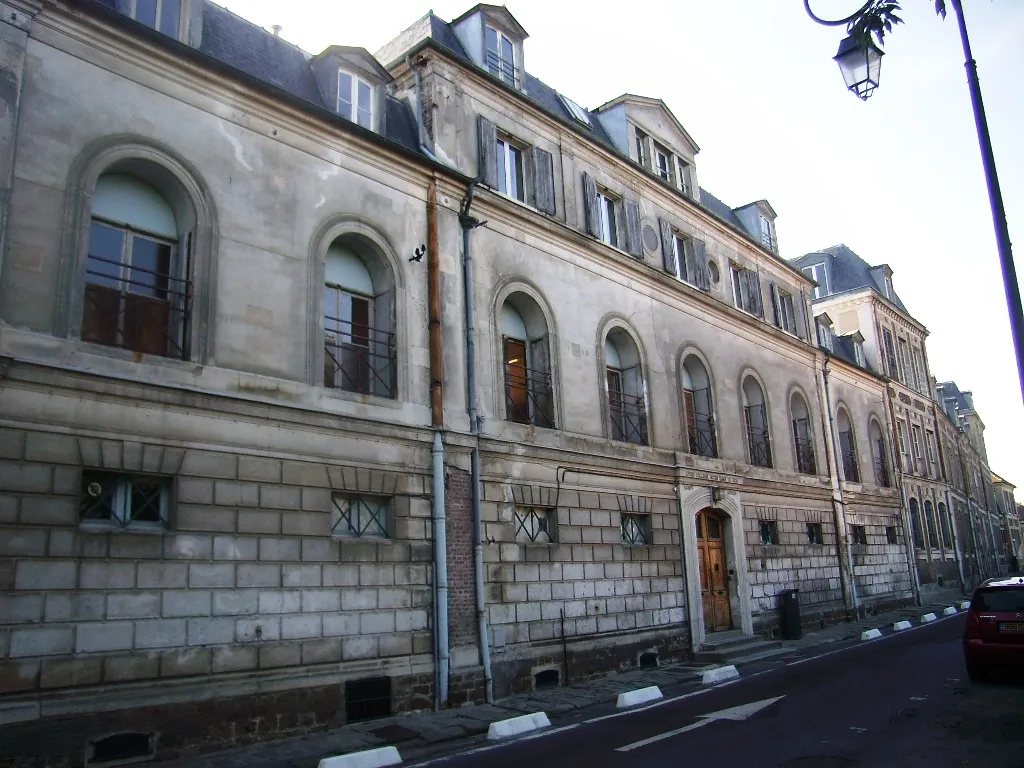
top-left (921, 613), bottom-right (938, 623)
top-left (893, 620), bottom-right (912, 631)
top-left (860, 628), bottom-right (883, 640)
top-left (487, 712), bottom-right (551, 740)
top-left (317, 747), bottom-right (402, 768)
top-left (616, 686), bottom-right (664, 708)
top-left (701, 665), bottom-right (739, 685)
top-left (943, 606), bottom-right (958, 616)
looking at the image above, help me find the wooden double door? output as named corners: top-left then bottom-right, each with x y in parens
top-left (697, 510), bottom-right (733, 632)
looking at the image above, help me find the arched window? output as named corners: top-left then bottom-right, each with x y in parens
top-left (837, 407), bottom-right (859, 482)
top-left (83, 172), bottom-right (191, 358)
top-left (909, 498), bottom-right (924, 549)
top-left (681, 355), bottom-right (716, 457)
top-left (869, 419), bottom-right (891, 487)
top-left (500, 293), bottom-right (554, 428)
top-left (924, 499), bottom-right (939, 549)
top-left (742, 376), bottom-right (772, 468)
top-left (323, 235), bottom-right (396, 398)
top-left (604, 328), bottom-right (647, 445)
top-left (790, 391), bottom-right (815, 474)
top-left (938, 501), bottom-right (952, 549)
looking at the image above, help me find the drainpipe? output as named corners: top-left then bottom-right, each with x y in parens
top-left (815, 355), bottom-right (857, 617)
top-left (459, 179), bottom-right (493, 704)
top-left (883, 391), bottom-right (922, 606)
top-left (672, 456), bottom-right (696, 655)
top-left (426, 179), bottom-right (449, 709)
top-left (945, 486), bottom-right (968, 594)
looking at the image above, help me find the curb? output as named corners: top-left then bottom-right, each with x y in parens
top-left (318, 747), bottom-right (402, 768)
top-left (701, 665), bottom-right (739, 685)
top-left (893, 620), bottom-right (912, 631)
top-left (487, 712), bottom-right (551, 740)
top-left (616, 686), bottom-right (663, 708)
top-left (860, 628), bottom-right (882, 640)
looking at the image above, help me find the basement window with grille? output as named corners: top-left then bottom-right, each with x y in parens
top-left (621, 513), bottom-right (650, 546)
top-left (806, 522), bottom-right (823, 546)
top-left (331, 494), bottom-right (390, 539)
top-left (514, 506), bottom-right (556, 544)
top-left (80, 471), bottom-right (171, 531)
top-left (759, 520), bottom-right (779, 546)
top-left (345, 677), bottom-right (391, 722)
top-left (886, 525), bottom-right (899, 545)
top-left (851, 525), bottom-right (868, 546)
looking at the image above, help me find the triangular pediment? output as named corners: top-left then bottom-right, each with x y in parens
top-left (594, 93), bottom-right (699, 156)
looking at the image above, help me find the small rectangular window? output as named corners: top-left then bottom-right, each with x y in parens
top-left (485, 26), bottom-right (516, 86)
top-left (654, 144), bottom-right (672, 182)
top-left (677, 158), bottom-right (692, 196)
top-left (806, 522), bottom-right (823, 545)
top-left (621, 514), bottom-right (650, 546)
top-left (672, 234), bottom-right (688, 283)
top-left (759, 520), bottom-right (779, 545)
top-left (496, 137), bottom-right (525, 202)
top-left (80, 471), bottom-right (171, 530)
top-left (338, 70), bottom-right (374, 128)
top-left (802, 263), bottom-right (828, 299)
top-left (596, 190), bottom-right (618, 246)
top-left (851, 525), bottom-right (868, 546)
top-left (759, 214), bottom-right (774, 249)
top-left (514, 506), bottom-right (556, 544)
top-left (634, 127), bottom-right (648, 167)
top-left (730, 264), bottom-right (761, 316)
top-left (331, 494), bottom-right (389, 539)
top-left (910, 425), bottom-right (923, 460)
top-left (886, 526), bottom-right (898, 545)
top-left (777, 290), bottom-right (795, 334)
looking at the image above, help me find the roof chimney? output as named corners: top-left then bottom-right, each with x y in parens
top-left (272, 24), bottom-right (282, 37)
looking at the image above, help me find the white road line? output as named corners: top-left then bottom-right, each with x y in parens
top-left (408, 724), bottom-right (579, 767)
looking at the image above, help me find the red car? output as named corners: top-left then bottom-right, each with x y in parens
top-left (963, 576), bottom-right (1024, 680)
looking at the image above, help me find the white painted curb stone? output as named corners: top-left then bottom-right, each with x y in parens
top-left (861, 628), bottom-right (883, 640)
top-left (943, 606), bottom-right (958, 616)
top-left (960, 601), bottom-right (971, 610)
top-left (921, 613), bottom-right (938, 623)
top-left (893, 620), bottom-right (912, 631)
top-left (616, 686), bottom-right (663, 708)
top-left (318, 747), bottom-right (402, 768)
top-left (701, 665), bottom-right (739, 685)
top-left (487, 712), bottom-right (551, 740)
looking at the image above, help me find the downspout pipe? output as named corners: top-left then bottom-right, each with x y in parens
top-left (460, 178), bottom-right (494, 704)
top-left (816, 355), bottom-right (857, 617)
top-left (426, 179), bottom-right (449, 708)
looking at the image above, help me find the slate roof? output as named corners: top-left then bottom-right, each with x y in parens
top-left (790, 244), bottom-right (913, 316)
top-left (833, 333), bottom-right (875, 375)
top-left (698, 189), bottom-right (746, 232)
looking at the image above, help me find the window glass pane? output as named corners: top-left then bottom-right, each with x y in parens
top-left (338, 72), bottom-right (353, 119)
top-left (706, 516), bottom-right (721, 540)
top-left (356, 80), bottom-right (373, 128)
top-left (485, 27), bottom-right (499, 76)
top-left (159, 0), bottom-right (180, 36)
top-left (80, 473), bottom-right (118, 521)
top-left (974, 589), bottom-right (1024, 612)
top-left (87, 222), bottom-right (125, 290)
top-left (130, 237), bottom-right (171, 298)
top-left (510, 145), bottom-right (523, 201)
top-left (129, 478), bottom-right (164, 523)
top-left (134, 0), bottom-right (158, 28)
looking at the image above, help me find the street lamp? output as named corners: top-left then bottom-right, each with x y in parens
top-left (833, 34), bottom-right (883, 100)
top-left (806, 0), bottom-right (1024, 406)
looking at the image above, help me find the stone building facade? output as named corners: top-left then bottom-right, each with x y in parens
top-left (0, 1), bottom-right (936, 764)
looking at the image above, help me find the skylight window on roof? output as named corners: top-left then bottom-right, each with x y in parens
top-left (558, 94), bottom-right (591, 127)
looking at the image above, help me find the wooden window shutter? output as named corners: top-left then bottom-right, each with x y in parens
top-left (746, 269), bottom-right (763, 317)
top-left (624, 200), bottom-right (643, 259)
top-left (768, 282), bottom-right (781, 327)
top-left (659, 218), bottom-right (676, 275)
top-left (693, 239), bottom-right (710, 291)
top-left (478, 116), bottom-right (498, 189)
top-left (582, 172), bottom-right (599, 237)
top-left (613, 199), bottom-right (627, 251)
top-left (531, 147), bottom-right (556, 215)
top-left (682, 238), bottom-right (698, 285)
top-left (794, 291), bottom-right (808, 340)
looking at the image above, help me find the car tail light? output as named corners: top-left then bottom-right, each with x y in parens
top-left (965, 608), bottom-right (981, 640)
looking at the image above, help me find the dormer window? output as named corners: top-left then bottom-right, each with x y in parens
top-left (677, 158), bottom-right (693, 197)
top-left (817, 319), bottom-right (834, 352)
top-left (654, 144), bottom-right (672, 183)
top-left (338, 70), bottom-right (374, 128)
top-left (122, 0), bottom-right (182, 37)
top-left (634, 127), bottom-right (648, 168)
top-left (559, 94), bottom-right (591, 127)
top-left (486, 26), bottom-right (516, 86)
top-left (759, 214), bottom-right (774, 249)
top-left (884, 274), bottom-right (893, 299)
top-left (854, 341), bottom-right (865, 367)
top-left (802, 262), bottom-right (829, 299)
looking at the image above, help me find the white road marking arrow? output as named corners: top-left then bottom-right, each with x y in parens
top-left (616, 696), bottom-right (785, 752)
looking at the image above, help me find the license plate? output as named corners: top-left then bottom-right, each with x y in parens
top-left (999, 622), bottom-right (1024, 631)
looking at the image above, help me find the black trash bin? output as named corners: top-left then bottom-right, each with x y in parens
top-left (780, 589), bottom-right (801, 640)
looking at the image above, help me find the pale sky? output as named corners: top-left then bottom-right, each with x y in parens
top-left (221, 0), bottom-right (1024, 495)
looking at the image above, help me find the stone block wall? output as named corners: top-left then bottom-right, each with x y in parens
top-left (744, 504), bottom-right (844, 633)
top-left (0, 427), bottom-right (434, 758)
top-left (846, 508), bottom-right (913, 603)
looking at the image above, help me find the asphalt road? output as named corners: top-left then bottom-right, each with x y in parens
top-left (417, 617), bottom-right (1024, 768)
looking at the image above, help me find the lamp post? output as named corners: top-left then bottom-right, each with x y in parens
top-left (806, 0), bottom-right (1024, 405)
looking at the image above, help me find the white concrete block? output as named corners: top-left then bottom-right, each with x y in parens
top-left (701, 665), bottom-right (739, 685)
top-left (317, 746), bottom-right (402, 768)
top-left (943, 606), bottom-right (958, 616)
top-left (860, 628), bottom-right (882, 640)
top-left (921, 613), bottom-right (938, 623)
top-left (616, 686), bottom-right (663, 708)
top-left (893, 620), bottom-right (912, 631)
top-left (487, 712), bottom-right (551, 740)
top-left (960, 601), bottom-right (971, 610)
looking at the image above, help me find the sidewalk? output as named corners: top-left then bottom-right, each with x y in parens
top-left (164, 598), bottom-right (967, 768)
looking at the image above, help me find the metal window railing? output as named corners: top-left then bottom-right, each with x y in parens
top-left (745, 405), bottom-right (772, 468)
top-left (794, 435), bottom-right (816, 475)
top-left (842, 452), bottom-right (860, 483)
top-left (504, 363), bottom-right (555, 429)
top-left (873, 450), bottom-right (891, 488)
top-left (688, 412), bottom-right (718, 458)
top-left (621, 514), bottom-right (649, 545)
top-left (514, 507), bottom-right (554, 544)
top-left (324, 316), bottom-right (396, 398)
top-left (83, 253), bottom-right (191, 359)
top-left (485, 50), bottom-right (519, 86)
top-left (609, 390), bottom-right (648, 446)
